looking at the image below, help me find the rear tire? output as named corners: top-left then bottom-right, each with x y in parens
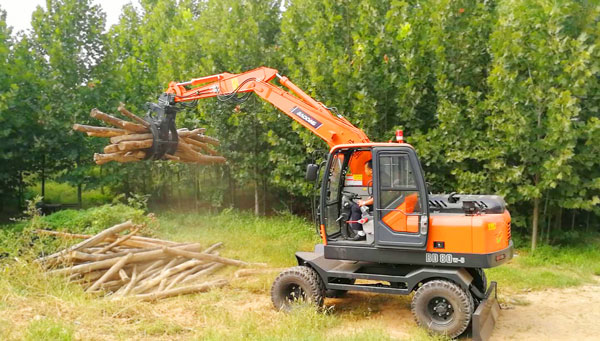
top-left (411, 280), bottom-right (473, 338)
top-left (271, 266), bottom-right (325, 311)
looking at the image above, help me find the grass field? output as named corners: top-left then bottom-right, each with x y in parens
top-left (0, 205), bottom-right (598, 340)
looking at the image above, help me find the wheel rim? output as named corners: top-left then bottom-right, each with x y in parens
top-left (283, 283), bottom-right (307, 303)
top-left (427, 296), bottom-right (455, 324)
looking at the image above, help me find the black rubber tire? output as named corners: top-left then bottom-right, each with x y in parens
top-left (325, 278), bottom-right (356, 298)
top-left (271, 266), bottom-right (325, 311)
top-left (411, 280), bottom-right (473, 339)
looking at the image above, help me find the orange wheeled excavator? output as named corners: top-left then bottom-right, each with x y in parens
top-left (142, 67), bottom-right (512, 340)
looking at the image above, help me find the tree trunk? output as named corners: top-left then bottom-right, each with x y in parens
top-left (545, 212), bottom-right (552, 245)
top-left (531, 196), bottom-right (540, 251)
top-left (18, 171), bottom-right (23, 210)
top-left (555, 207), bottom-right (562, 231)
top-left (41, 155), bottom-right (46, 199)
top-left (262, 178), bottom-right (267, 216)
top-left (571, 210), bottom-right (576, 230)
top-left (254, 179), bottom-right (259, 216)
top-left (77, 183), bottom-right (82, 208)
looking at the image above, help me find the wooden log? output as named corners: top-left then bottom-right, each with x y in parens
top-left (90, 108), bottom-right (149, 133)
top-left (177, 128), bottom-right (206, 137)
top-left (38, 221), bottom-right (134, 264)
top-left (99, 279), bottom-right (126, 291)
top-left (118, 103), bottom-right (150, 127)
top-left (117, 265), bottom-right (138, 298)
top-left (110, 133), bottom-right (153, 144)
top-left (117, 139), bottom-right (153, 152)
top-left (132, 259), bottom-right (203, 294)
top-left (35, 229), bottom-right (181, 247)
top-left (93, 227), bottom-right (140, 254)
top-left (182, 137), bottom-right (219, 155)
top-left (160, 258), bottom-right (180, 276)
top-left (203, 242), bottom-right (223, 254)
top-left (158, 278), bottom-right (168, 292)
top-left (152, 243), bottom-right (220, 290)
top-left (180, 263), bottom-right (225, 285)
top-left (163, 247), bottom-right (250, 267)
top-left (49, 243), bottom-right (201, 276)
top-left (134, 260), bottom-right (167, 284)
top-left (86, 132), bottom-right (120, 138)
top-left (188, 134), bottom-right (220, 146)
top-left (73, 124), bottom-right (127, 136)
top-left (177, 141), bottom-right (226, 164)
top-left (132, 279), bottom-right (228, 301)
top-left (164, 263), bottom-right (213, 291)
top-left (164, 154), bottom-right (181, 162)
top-left (119, 269), bottom-right (130, 281)
top-left (94, 152), bottom-right (141, 165)
top-left (103, 144), bottom-right (120, 154)
top-left (87, 253), bottom-right (133, 292)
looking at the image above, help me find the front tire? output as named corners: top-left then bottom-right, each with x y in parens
top-left (271, 266), bottom-right (325, 311)
top-left (411, 280), bottom-right (473, 338)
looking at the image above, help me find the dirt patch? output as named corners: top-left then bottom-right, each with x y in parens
top-left (492, 283), bottom-right (600, 340)
top-left (325, 282), bottom-right (600, 340)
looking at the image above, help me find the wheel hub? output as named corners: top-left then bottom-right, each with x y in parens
top-left (285, 284), bottom-right (306, 302)
top-left (428, 297), bottom-right (454, 322)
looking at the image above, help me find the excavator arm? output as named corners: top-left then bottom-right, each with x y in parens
top-left (158, 67), bottom-right (369, 148)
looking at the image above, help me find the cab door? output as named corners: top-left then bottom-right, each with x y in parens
top-left (373, 147), bottom-right (429, 249)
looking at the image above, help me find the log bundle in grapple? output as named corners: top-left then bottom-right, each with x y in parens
top-left (73, 103), bottom-right (226, 165)
top-left (34, 221), bottom-right (261, 300)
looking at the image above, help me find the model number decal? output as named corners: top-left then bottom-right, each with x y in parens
top-left (426, 253), bottom-right (465, 264)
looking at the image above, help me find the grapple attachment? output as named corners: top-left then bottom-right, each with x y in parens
top-left (73, 98), bottom-right (226, 165)
top-left (144, 93), bottom-right (180, 160)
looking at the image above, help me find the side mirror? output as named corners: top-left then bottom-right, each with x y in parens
top-left (305, 163), bottom-right (319, 181)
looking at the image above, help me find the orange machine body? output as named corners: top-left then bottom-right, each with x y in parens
top-left (426, 210), bottom-right (511, 254)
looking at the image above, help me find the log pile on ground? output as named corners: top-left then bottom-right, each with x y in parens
top-left (35, 220), bottom-right (258, 301)
top-left (73, 103), bottom-right (226, 165)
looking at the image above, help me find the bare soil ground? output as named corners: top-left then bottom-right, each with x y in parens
top-left (492, 283), bottom-right (600, 340)
top-left (324, 280), bottom-right (600, 340)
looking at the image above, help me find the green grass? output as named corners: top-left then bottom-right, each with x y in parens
top-left (27, 181), bottom-right (112, 207)
top-left (25, 318), bottom-right (74, 341)
top-left (487, 240), bottom-right (600, 291)
top-left (156, 209), bottom-right (321, 266)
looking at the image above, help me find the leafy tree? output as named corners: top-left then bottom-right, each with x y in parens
top-left (485, 0), bottom-right (599, 249)
top-left (28, 0), bottom-right (107, 206)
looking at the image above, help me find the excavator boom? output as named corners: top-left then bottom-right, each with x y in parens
top-left (163, 67), bottom-right (370, 147)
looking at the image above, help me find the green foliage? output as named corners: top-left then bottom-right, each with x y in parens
top-left (39, 204), bottom-right (146, 234)
top-left (0, 0), bottom-right (599, 244)
top-left (0, 203), bottom-right (146, 258)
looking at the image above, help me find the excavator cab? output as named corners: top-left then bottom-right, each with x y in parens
top-left (320, 144), bottom-right (429, 249)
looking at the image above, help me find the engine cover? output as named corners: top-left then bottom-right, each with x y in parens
top-left (428, 194), bottom-right (506, 215)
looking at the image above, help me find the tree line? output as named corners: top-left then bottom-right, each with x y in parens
top-left (0, 0), bottom-right (598, 249)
